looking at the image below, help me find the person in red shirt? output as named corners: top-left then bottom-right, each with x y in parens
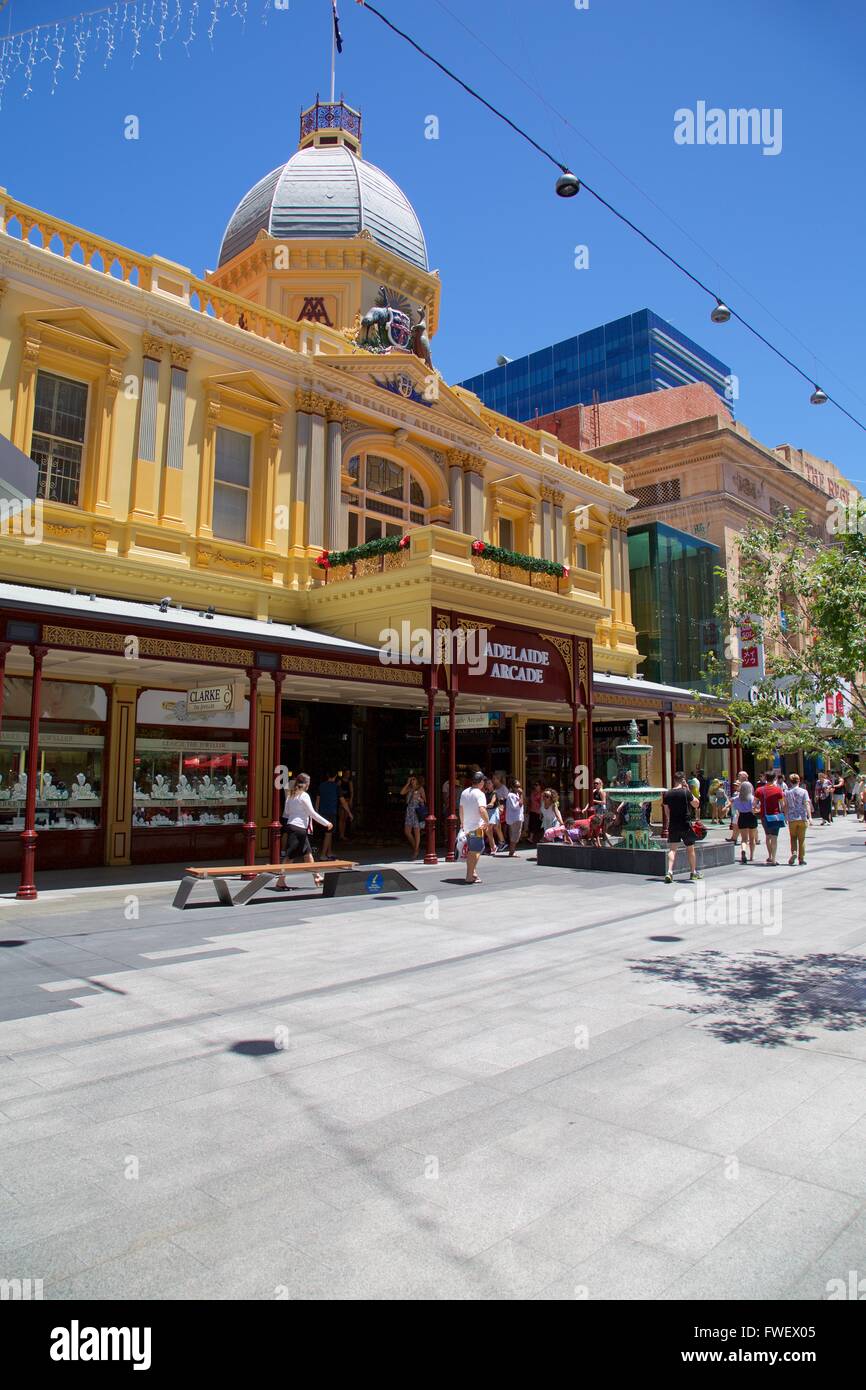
top-left (754, 770), bottom-right (787, 865)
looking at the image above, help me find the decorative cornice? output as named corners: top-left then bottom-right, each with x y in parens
top-left (0, 277), bottom-right (7, 305)
top-left (462, 455), bottom-right (485, 477)
top-left (325, 401), bottom-right (348, 423)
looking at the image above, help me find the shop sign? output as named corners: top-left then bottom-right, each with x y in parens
top-left (421, 712), bottom-right (504, 732)
top-left (593, 721), bottom-right (648, 740)
top-left (187, 682), bottom-right (238, 716)
top-left (442, 615), bottom-right (573, 704)
top-left (708, 732), bottom-right (730, 748)
top-left (137, 687), bottom-right (248, 728)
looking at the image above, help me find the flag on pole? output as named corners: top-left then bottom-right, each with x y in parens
top-left (332, 1), bottom-right (344, 54)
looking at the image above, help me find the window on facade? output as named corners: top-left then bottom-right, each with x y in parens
top-left (346, 452), bottom-right (428, 543)
top-left (574, 542), bottom-right (589, 570)
top-left (30, 371), bottom-right (88, 506)
top-left (213, 427), bottom-right (251, 543)
top-left (498, 517), bottom-right (515, 550)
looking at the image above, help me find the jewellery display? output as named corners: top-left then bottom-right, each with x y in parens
top-left (133, 737), bottom-right (248, 829)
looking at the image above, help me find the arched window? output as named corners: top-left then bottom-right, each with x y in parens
top-left (346, 452), bottom-right (428, 547)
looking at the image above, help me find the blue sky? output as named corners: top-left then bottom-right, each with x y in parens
top-left (2, 0), bottom-right (864, 490)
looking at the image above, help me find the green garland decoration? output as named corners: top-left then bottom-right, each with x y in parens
top-left (471, 541), bottom-right (568, 578)
top-left (317, 534), bottom-right (408, 568)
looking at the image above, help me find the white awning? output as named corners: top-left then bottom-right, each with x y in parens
top-left (0, 581), bottom-right (379, 655)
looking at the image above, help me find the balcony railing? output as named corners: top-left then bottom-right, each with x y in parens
top-left (0, 193), bottom-right (318, 353)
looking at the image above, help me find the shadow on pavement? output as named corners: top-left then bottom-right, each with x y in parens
top-left (630, 948), bottom-right (866, 1046)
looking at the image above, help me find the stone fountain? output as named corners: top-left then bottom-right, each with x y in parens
top-left (536, 718), bottom-right (736, 876)
top-left (603, 719), bottom-right (667, 850)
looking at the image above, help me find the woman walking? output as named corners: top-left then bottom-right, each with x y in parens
top-left (505, 778), bottom-right (525, 855)
top-left (731, 778), bottom-right (758, 864)
top-left (815, 773), bottom-right (833, 825)
top-left (275, 773), bottom-right (332, 889)
top-left (400, 773), bottom-right (426, 860)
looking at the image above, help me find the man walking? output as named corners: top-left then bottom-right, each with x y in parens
top-left (663, 771), bottom-right (701, 884)
top-left (784, 773), bottom-right (812, 865)
top-left (459, 770), bottom-right (489, 885)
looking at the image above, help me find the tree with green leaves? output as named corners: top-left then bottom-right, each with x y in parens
top-left (704, 505), bottom-right (866, 763)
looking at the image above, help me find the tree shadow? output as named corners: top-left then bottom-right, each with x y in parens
top-left (630, 949), bottom-right (866, 1046)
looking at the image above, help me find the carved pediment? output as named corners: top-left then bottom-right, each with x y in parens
top-left (316, 352), bottom-right (488, 428)
top-left (203, 370), bottom-right (288, 416)
top-left (20, 306), bottom-right (128, 361)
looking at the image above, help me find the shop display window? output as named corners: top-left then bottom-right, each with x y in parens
top-left (133, 736), bottom-right (248, 828)
top-left (0, 721), bottom-right (104, 832)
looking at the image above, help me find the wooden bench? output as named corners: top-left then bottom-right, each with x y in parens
top-left (172, 860), bottom-right (357, 910)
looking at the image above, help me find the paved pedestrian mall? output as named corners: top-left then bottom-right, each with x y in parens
top-left (1, 819), bottom-right (865, 1300)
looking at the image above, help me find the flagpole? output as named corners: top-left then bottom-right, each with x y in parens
top-left (330, 4), bottom-right (336, 103)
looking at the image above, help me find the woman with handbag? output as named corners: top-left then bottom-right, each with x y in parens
top-left (731, 778), bottom-right (758, 864)
top-left (755, 771), bottom-right (787, 865)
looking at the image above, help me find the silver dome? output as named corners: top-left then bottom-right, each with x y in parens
top-left (218, 144), bottom-right (428, 271)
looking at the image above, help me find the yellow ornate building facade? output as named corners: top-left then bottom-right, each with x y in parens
top-left (0, 99), bottom-right (700, 890)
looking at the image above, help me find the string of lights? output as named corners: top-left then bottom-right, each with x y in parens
top-left (356, 0), bottom-right (865, 436)
top-left (0, 1), bottom-right (275, 107)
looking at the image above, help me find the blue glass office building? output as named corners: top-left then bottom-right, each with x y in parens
top-left (458, 309), bottom-right (732, 422)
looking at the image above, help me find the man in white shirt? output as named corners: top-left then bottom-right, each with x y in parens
top-left (459, 770), bottom-right (489, 884)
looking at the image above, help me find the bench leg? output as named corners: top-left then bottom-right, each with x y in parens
top-left (230, 872), bottom-right (273, 907)
top-left (212, 878), bottom-right (236, 907)
top-left (172, 876), bottom-right (199, 910)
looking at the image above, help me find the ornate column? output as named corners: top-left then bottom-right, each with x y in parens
top-left (17, 645), bottom-right (46, 901)
top-left (260, 417), bottom-right (282, 552)
top-left (539, 486), bottom-right (552, 559)
top-left (270, 672), bottom-right (285, 863)
top-left (160, 344), bottom-right (192, 527)
top-left (298, 390), bottom-right (330, 551)
top-left (130, 334), bottom-right (164, 521)
top-left (571, 703), bottom-right (581, 814)
top-left (463, 456), bottom-right (485, 537)
top-left (325, 403), bottom-right (346, 551)
top-left (424, 671), bottom-right (438, 865)
top-left (552, 490), bottom-right (565, 565)
top-left (105, 684), bottom-right (138, 866)
top-left (447, 450), bottom-right (465, 532)
top-left (292, 395), bottom-right (312, 553)
top-left (244, 669), bottom-right (260, 866)
top-left (659, 712), bottom-right (668, 789)
top-left (197, 397), bottom-right (220, 538)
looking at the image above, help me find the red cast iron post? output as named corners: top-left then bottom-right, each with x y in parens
top-left (244, 668), bottom-right (260, 866)
top-left (446, 684), bottom-right (458, 860)
top-left (269, 671), bottom-right (285, 863)
top-left (424, 672), bottom-right (438, 864)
